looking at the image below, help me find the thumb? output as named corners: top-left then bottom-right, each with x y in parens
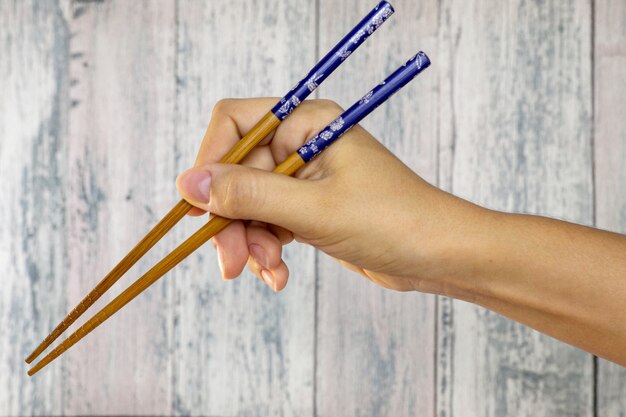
top-left (176, 164), bottom-right (317, 232)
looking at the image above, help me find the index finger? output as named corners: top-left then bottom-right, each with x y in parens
top-left (194, 97), bottom-right (280, 167)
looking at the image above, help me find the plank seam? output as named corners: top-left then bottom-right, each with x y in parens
top-left (590, 0), bottom-right (598, 416)
top-left (171, 0), bottom-right (181, 415)
top-left (313, 1), bottom-right (320, 416)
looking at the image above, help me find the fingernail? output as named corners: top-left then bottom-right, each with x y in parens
top-left (249, 244), bottom-right (269, 268)
top-left (261, 269), bottom-right (276, 291)
top-left (180, 169), bottom-right (211, 204)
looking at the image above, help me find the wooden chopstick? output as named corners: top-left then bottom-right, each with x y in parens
top-left (27, 51), bottom-right (430, 376)
top-left (27, 153), bottom-right (304, 377)
top-left (25, 1), bottom-right (395, 365)
top-left (25, 113), bottom-right (280, 365)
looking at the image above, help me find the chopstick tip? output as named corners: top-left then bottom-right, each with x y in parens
top-left (25, 352), bottom-right (36, 364)
top-left (27, 356), bottom-right (50, 376)
top-left (27, 360), bottom-right (46, 376)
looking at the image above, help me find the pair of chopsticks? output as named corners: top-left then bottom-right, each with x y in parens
top-left (26, 0), bottom-right (430, 376)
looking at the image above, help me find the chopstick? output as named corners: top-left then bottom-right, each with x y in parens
top-left (25, 0), bottom-right (394, 365)
top-left (28, 51), bottom-right (431, 376)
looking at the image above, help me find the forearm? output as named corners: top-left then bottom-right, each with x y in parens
top-left (439, 209), bottom-right (626, 365)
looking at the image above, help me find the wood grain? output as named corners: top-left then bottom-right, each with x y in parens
top-left (315, 1), bottom-right (439, 416)
top-left (64, 1), bottom-right (177, 414)
top-left (0, 1), bottom-right (71, 415)
top-left (172, 1), bottom-right (316, 415)
top-left (2, 0), bottom-right (626, 416)
top-left (436, 0), bottom-right (595, 416)
top-left (25, 198), bottom-right (191, 365)
top-left (26, 107), bottom-right (279, 365)
top-left (594, 0), bottom-right (626, 414)
top-left (27, 153), bottom-right (305, 378)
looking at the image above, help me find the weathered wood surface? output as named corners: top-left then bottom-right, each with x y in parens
top-left (0, 1), bottom-right (70, 415)
top-left (315, 1), bottom-right (438, 416)
top-left (64, 1), bottom-right (176, 414)
top-left (436, 0), bottom-right (595, 416)
top-left (171, 1), bottom-right (316, 415)
top-left (0, 0), bottom-right (624, 416)
top-left (595, 0), bottom-right (626, 415)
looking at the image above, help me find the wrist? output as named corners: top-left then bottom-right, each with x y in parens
top-left (408, 195), bottom-right (504, 303)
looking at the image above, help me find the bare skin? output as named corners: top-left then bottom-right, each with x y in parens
top-left (176, 98), bottom-right (626, 366)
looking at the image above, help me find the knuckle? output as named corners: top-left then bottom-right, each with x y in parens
top-left (295, 100), bottom-right (345, 140)
top-left (218, 171), bottom-right (245, 217)
top-left (216, 169), bottom-right (263, 219)
top-left (300, 99), bottom-right (342, 119)
top-left (211, 98), bottom-right (235, 116)
top-left (313, 99), bottom-right (344, 119)
top-left (316, 98), bottom-right (343, 112)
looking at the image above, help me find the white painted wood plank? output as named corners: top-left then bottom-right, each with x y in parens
top-left (3, 1), bottom-right (619, 416)
top-left (173, 1), bottom-right (316, 415)
top-left (0, 1), bottom-right (71, 415)
top-left (436, 0), bottom-right (594, 416)
top-left (594, 0), bottom-right (626, 413)
top-left (315, 1), bottom-right (439, 416)
top-left (63, 1), bottom-right (176, 414)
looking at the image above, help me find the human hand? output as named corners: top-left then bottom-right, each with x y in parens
top-left (176, 98), bottom-right (487, 295)
top-left (176, 97), bottom-right (626, 365)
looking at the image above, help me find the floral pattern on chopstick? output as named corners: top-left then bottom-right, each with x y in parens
top-left (271, 1), bottom-right (394, 120)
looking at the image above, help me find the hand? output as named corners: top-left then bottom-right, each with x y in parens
top-left (176, 98), bottom-right (485, 294)
top-left (176, 98), bottom-right (626, 365)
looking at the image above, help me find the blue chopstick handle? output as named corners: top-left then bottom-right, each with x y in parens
top-left (297, 51), bottom-right (430, 162)
top-left (271, 1), bottom-right (394, 120)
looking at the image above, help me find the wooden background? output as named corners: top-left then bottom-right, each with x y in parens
top-left (0, 0), bottom-right (624, 415)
